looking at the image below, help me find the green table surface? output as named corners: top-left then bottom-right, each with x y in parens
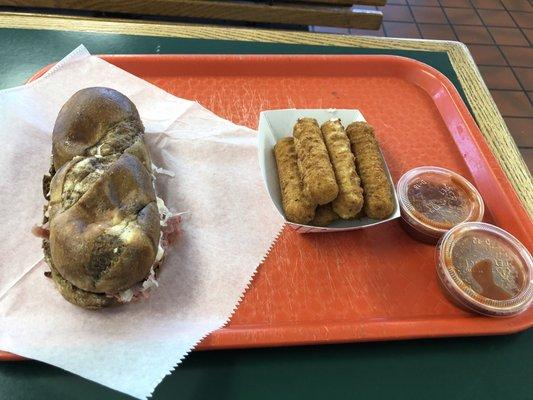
top-left (0, 27), bottom-right (531, 400)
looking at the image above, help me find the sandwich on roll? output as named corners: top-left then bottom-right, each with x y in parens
top-left (38, 87), bottom-right (170, 309)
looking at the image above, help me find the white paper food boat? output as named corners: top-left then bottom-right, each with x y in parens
top-left (257, 109), bottom-right (400, 233)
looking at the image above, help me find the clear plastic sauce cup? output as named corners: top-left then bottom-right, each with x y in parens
top-left (436, 222), bottom-right (533, 317)
top-left (397, 166), bottom-right (484, 243)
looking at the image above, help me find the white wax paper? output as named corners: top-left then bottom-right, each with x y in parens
top-left (0, 46), bottom-right (284, 399)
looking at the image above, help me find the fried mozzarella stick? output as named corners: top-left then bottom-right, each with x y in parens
top-left (293, 118), bottom-right (338, 205)
top-left (311, 204), bottom-right (339, 227)
top-left (346, 122), bottom-right (395, 220)
top-left (321, 119), bottom-right (364, 219)
top-left (274, 137), bottom-right (316, 224)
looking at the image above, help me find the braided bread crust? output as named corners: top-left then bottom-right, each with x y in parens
top-left (46, 87), bottom-right (160, 308)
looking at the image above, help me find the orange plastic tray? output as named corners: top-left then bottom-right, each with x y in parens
top-left (2, 55), bottom-right (531, 361)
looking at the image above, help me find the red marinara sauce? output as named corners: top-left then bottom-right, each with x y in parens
top-left (436, 222), bottom-right (532, 317)
top-left (397, 166), bottom-right (484, 243)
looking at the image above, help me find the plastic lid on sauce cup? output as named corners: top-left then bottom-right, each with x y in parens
top-left (436, 222), bottom-right (533, 317)
top-left (397, 166), bottom-right (484, 242)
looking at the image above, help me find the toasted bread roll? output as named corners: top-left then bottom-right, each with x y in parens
top-left (45, 87), bottom-right (161, 309)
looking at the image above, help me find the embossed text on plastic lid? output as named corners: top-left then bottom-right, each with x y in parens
top-left (397, 166), bottom-right (484, 243)
top-left (436, 222), bottom-right (533, 317)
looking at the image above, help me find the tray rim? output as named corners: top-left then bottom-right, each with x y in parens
top-left (1, 53), bottom-right (531, 361)
top-left (23, 54), bottom-right (532, 227)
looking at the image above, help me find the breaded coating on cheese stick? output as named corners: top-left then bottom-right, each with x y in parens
top-left (293, 118), bottom-right (339, 205)
top-left (321, 119), bottom-right (364, 219)
top-left (346, 122), bottom-right (395, 220)
top-left (274, 137), bottom-right (316, 224)
top-left (311, 203), bottom-right (339, 227)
